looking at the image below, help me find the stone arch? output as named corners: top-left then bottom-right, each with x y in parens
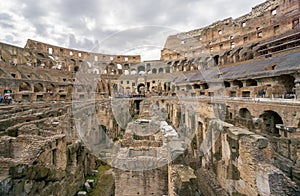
top-left (246, 79), bottom-right (257, 87)
top-left (108, 63), bottom-right (117, 75)
top-left (166, 67), bottom-right (170, 73)
top-left (34, 83), bottom-right (44, 92)
top-left (138, 65), bottom-right (145, 73)
top-left (186, 84), bottom-right (192, 91)
top-left (93, 68), bottom-right (100, 75)
top-left (224, 81), bottom-right (231, 88)
top-left (30, 72), bottom-right (40, 80)
top-left (201, 83), bottom-right (209, 90)
top-left (233, 80), bottom-right (243, 88)
top-left (37, 53), bottom-right (46, 58)
top-left (19, 81), bottom-right (31, 92)
top-left (137, 83), bottom-right (145, 94)
top-left (46, 84), bottom-right (55, 92)
top-left (113, 84), bottom-right (118, 93)
top-left (131, 69), bottom-right (137, 75)
top-left (213, 55), bottom-right (219, 66)
top-left (74, 66), bottom-right (80, 72)
top-left (259, 110), bottom-right (283, 135)
top-left (70, 59), bottom-right (76, 65)
top-left (193, 84), bottom-right (201, 89)
top-left (278, 74), bottom-right (295, 93)
top-left (152, 68), bottom-right (157, 74)
top-left (117, 64), bottom-right (122, 70)
top-left (159, 68), bottom-right (164, 73)
top-left (117, 64), bottom-right (123, 75)
top-left (239, 108), bottom-right (252, 119)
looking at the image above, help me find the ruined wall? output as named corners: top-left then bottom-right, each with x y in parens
top-left (161, 0), bottom-right (300, 68)
top-left (24, 39), bottom-right (141, 74)
top-left (0, 102), bottom-right (98, 195)
top-left (157, 97), bottom-right (300, 195)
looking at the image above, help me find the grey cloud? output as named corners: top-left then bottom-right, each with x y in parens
top-left (0, 22), bottom-right (14, 29)
top-left (67, 34), bottom-right (99, 51)
top-left (1, 0), bottom-right (265, 59)
top-left (0, 13), bottom-right (13, 21)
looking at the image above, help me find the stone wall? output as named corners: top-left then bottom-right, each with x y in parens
top-left (0, 102), bottom-right (98, 195)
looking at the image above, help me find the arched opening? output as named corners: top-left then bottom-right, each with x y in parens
top-left (131, 69), bottom-right (137, 75)
top-left (108, 63), bottom-right (116, 75)
top-left (138, 66), bottom-right (145, 73)
top-left (278, 74), bottom-right (295, 93)
top-left (201, 83), bottom-right (209, 90)
top-left (233, 80), bottom-right (243, 88)
top-left (239, 108), bottom-right (251, 119)
top-left (213, 55), bottom-right (219, 66)
top-left (117, 64), bottom-right (123, 75)
top-left (93, 68), bottom-right (100, 75)
top-left (70, 59), bottom-right (76, 65)
top-left (260, 110), bottom-right (283, 135)
top-left (124, 64), bottom-right (129, 70)
top-left (124, 70), bottom-right (130, 75)
top-left (46, 84), bottom-right (55, 92)
top-left (166, 67), bottom-right (170, 73)
top-left (186, 84), bottom-right (192, 91)
top-left (193, 84), bottom-right (201, 89)
top-left (152, 68), bottom-right (157, 74)
top-left (159, 68), bottom-right (164, 73)
top-left (74, 66), bottom-right (79, 72)
top-left (113, 84), bottom-right (118, 93)
top-left (246, 79), bottom-right (258, 87)
top-left (34, 83), bottom-right (44, 93)
top-left (30, 73), bottom-right (39, 80)
top-left (224, 81), bottom-right (231, 88)
top-left (117, 64), bottom-right (122, 70)
top-left (19, 82), bottom-right (31, 92)
top-left (137, 83), bottom-right (145, 94)
top-left (37, 53), bottom-right (46, 58)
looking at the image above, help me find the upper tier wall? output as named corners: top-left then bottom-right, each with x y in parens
top-left (161, 0), bottom-right (300, 61)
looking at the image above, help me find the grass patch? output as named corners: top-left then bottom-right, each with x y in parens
top-left (132, 114), bottom-right (139, 121)
top-left (89, 161), bottom-right (114, 196)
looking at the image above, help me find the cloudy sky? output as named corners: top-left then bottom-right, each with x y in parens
top-left (0, 0), bottom-right (265, 60)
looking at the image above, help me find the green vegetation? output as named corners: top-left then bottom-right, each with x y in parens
top-left (89, 161), bottom-right (114, 196)
top-left (132, 114), bottom-right (139, 121)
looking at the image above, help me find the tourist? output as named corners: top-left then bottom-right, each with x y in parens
top-left (261, 89), bottom-right (266, 98)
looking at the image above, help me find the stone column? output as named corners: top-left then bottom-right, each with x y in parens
top-left (295, 79), bottom-right (300, 100)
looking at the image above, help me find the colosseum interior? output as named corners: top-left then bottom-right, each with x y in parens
top-left (0, 0), bottom-right (300, 195)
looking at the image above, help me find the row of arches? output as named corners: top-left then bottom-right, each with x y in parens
top-left (238, 108), bottom-right (283, 135)
top-left (18, 82), bottom-right (57, 92)
top-left (126, 67), bottom-right (171, 76)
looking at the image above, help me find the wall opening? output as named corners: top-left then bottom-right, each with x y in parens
top-left (260, 110), bottom-right (283, 135)
top-left (34, 83), bottom-right (44, 92)
top-left (224, 81), bottom-right (231, 88)
top-left (230, 91), bottom-right (236, 97)
top-left (213, 55), bottom-right (219, 66)
top-left (246, 79), bottom-right (258, 87)
top-left (19, 82), bottom-right (31, 92)
top-left (233, 80), bottom-right (243, 88)
top-left (239, 108), bottom-right (252, 119)
top-left (242, 91), bottom-right (250, 97)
